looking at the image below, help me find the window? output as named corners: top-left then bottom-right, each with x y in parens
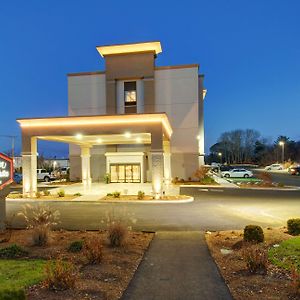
top-left (124, 81), bottom-right (137, 106)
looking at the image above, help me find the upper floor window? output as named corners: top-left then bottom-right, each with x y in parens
top-left (124, 81), bottom-right (137, 106)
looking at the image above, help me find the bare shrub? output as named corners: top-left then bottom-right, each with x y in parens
top-left (44, 257), bottom-right (78, 290)
top-left (84, 237), bottom-right (103, 264)
top-left (258, 172), bottom-right (272, 185)
top-left (57, 189), bottom-right (65, 197)
top-left (194, 166), bottom-right (210, 181)
top-left (241, 244), bottom-right (268, 274)
top-left (18, 204), bottom-right (60, 246)
top-left (291, 266), bottom-right (300, 295)
top-left (137, 190), bottom-right (145, 200)
top-left (43, 190), bottom-right (51, 196)
top-left (107, 222), bottom-right (127, 247)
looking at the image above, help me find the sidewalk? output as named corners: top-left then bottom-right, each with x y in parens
top-left (122, 232), bottom-right (232, 300)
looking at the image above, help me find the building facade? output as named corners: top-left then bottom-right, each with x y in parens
top-left (68, 41), bottom-right (206, 183)
top-left (17, 41), bottom-right (205, 197)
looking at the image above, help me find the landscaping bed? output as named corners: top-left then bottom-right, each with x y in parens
top-left (0, 229), bottom-right (154, 300)
top-left (101, 194), bottom-right (191, 201)
top-left (206, 227), bottom-right (300, 299)
top-left (7, 192), bottom-right (78, 201)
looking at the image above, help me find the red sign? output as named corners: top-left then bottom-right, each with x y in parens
top-left (0, 153), bottom-right (13, 190)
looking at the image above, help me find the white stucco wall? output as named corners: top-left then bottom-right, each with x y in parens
top-left (68, 74), bottom-right (106, 116)
top-left (155, 67), bottom-right (199, 154)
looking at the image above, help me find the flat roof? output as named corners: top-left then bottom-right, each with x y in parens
top-left (96, 41), bottom-right (162, 57)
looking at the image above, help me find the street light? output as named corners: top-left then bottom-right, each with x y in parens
top-left (218, 152), bottom-right (222, 164)
top-left (279, 141), bottom-right (285, 163)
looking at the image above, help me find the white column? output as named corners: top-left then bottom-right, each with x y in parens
top-left (22, 137), bottom-right (37, 197)
top-left (163, 141), bottom-right (171, 185)
top-left (81, 146), bottom-right (92, 186)
top-left (151, 151), bottom-right (164, 199)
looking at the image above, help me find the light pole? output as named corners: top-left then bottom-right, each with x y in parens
top-left (279, 141), bottom-right (285, 163)
top-left (218, 152), bottom-right (222, 164)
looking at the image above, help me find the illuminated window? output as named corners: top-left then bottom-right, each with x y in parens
top-left (124, 82), bottom-right (137, 106)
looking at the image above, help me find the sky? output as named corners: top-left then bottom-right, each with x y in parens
top-left (0, 0), bottom-right (299, 157)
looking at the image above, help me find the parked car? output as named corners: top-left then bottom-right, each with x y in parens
top-left (265, 164), bottom-right (283, 171)
top-left (212, 164), bottom-right (233, 172)
top-left (289, 166), bottom-right (300, 176)
top-left (221, 168), bottom-right (253, 178)
top-left (37, 169), bottom-right (56, 182)
top-left (13, 173), bottom-right (23, 184)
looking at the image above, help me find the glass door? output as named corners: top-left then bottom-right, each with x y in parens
top-left (110, 164), bottom-right (141, 183)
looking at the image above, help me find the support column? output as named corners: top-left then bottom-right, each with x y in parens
top-left (198, 75), bottom-right (205, 166)
top-left (163, 140), bottom-right (172, 185)
top-left (81, 146), bottom-right (92, 186)
top-left (22, 137), bottom-right (37, 197)
top-left (151, 126), bottom-right (164, 199)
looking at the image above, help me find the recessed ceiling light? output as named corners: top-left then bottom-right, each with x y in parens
top-left (97, 138), bottom-right (102, 143)
top-left (136, 137), bottom-right (142, 143)
top-left (124, 132), bottom-right (131, 138)
top-left (75, 133), bottom-right (83, 140)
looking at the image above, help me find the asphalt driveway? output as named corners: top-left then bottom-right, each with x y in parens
top-left (6, 188), bottom-right (300, 231)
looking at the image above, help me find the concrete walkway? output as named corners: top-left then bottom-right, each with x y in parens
top-left (122, 232), bottom-right (232, 300)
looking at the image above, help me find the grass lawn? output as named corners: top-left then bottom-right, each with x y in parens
top-left (228, 177), bottom-right (262, 183)
top-left (0, 259), bottom-right (46, 291)
top-left (269, 237), bottom-right (300, 271)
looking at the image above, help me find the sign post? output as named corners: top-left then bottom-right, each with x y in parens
top-left (0, 153), bottom-right (13, 230)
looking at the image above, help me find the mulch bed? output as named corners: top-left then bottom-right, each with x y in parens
top-left (205, 227), bottom-right (299, 300)
top-left (0, 229), bottom-right (154, 300)
top-left (102, 195), bottom-right (191, 201)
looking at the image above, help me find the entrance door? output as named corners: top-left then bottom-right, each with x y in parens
top-left (110, 164), bottom-right (141, 183)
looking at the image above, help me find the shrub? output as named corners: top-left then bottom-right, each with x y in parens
top-left (104, 173), bottom-right (110, 184)
top-left (36, 191), bottom-right (42, 198)
top-left (0, 244), bottom-right (28, 258)
top-left (107, 222), bottom-right (127, 247)
top-left (68, 240), bottom-right (83, 253)
top-left (244, 225), bottom-right (264, 243)
top-left (18, 204), bottom-right (60, 246)
top-left (287, 219), bottom-right (300, 236)
top-left (84, 237), bottom-right (103, 264)
top-left (137, 190), bottom-right (145, 200)
top-left (106, 193), bottom-right (113, 197)
top-left (200, 176), bottom-right (216, 185)
top-left (242, 244), bottom-right (268, 274)
top-left (291, 266), bottom-right (300, 295)
top-left (258, 172), bottom-right (272, 185)
top-left (57, 189), bottom-right (65, 197)
top-left (194, 166), bottom-right (210, 181)
top-left (73, 192), bottom-right (82, 197)
top-left (43, 190), bottom-right (51, 196)
top-left (44, 257), bottom-right (78, 290)
top-left (0, 289), bottom-right (26, 300)
top-left (112, 191), bottom-right (121, 198)
top-left (277, 182), bottom-right (285, 188)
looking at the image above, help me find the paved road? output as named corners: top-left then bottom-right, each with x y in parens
top-left (7, 188), bottom-right (300, 231)
top-left (122, 232), bottom-right (232, 300)
top-left (253, 169), bottom-right (300, 187)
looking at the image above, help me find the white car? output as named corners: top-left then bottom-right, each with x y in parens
top-left (221, 168), bottom-right (253, 178)
top-left (37, 169), bottom-right (56, 182)
top-left (265, 164), bottom-right (283, 171)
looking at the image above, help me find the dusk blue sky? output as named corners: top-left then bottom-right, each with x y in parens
top-left (0, 0), bottom-right (299, 157)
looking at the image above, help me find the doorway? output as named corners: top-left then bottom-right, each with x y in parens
top-left (110, 164), bottom-right (141, 183)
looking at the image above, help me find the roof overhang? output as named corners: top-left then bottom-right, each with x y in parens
top-left (17, 113), bottom-right (173, 141)
top-left (96, 41), bottom-right (162, 57)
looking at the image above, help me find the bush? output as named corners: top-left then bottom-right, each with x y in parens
top-left (242, 244), bottom-right (268, 274)
top-left (68, 240), bottom-right (83, 253)
top-left (44, 257), bottom-right (78, 290)
top-left (36, 191), bottom-right (42, 198)
top-left (18, 204), bottom-right (60, 246)
top-left (0, 289), bottom-right (26, 300)
top-left (287, 219), bottom-right (300, 236)
top-left (57, 189), bottom-right (65, 197)
top-left (258, 172), bottom-right (272, 185)
top-left (0, 244), bottom-right (28, 258)
top-left (43, 190), bottom-right (51, 196)
top-left (291, 266), bottom-right (300, 295)
top-left (137, 191), bottom-right (145, 200)
top-left (84, 237), bottom-right (103, 264)
top-left (194, 166), bottom-right (210, 181)
top-left (104, 173), bottom-right (110, 184)
top-left (106, 193), bottom-right (113, 197)
top-left (73, 192), bottom-right (82, 197)
top-left (200, 176), bottom-right (216, 185)
top-left (244, 225), bottom-right (264, 243)
top-left (112, 191), bottom-right (121, 198)
top-left (107, 222), bottom-right (127, 247)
